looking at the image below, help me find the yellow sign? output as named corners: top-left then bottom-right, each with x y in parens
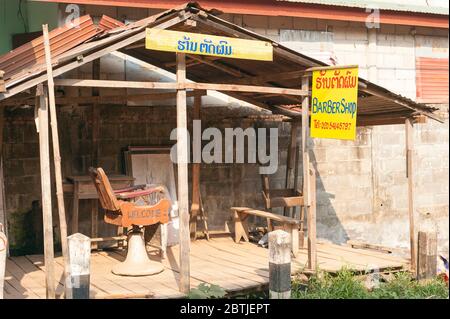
top-left (310, 66), bottom-right (359, 140)
top-left (145, 28), bottom-right (273, 61)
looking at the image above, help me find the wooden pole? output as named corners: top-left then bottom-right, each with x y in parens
top-left (307, 167), bottom-right (317, 271)
top-left (176, 53), bottom-right (190, 294)
top-left (0, 223), bottom-right (6, 299)
top-left (91, 58), bottom-right (100, 251)
top-left (190, 95), bottom-right (201, 240)
top-left (301, 76), bottom-right (313, 264)
top-left (269, 229), bottom-right (291, 299)
top-left (405, 118), bottom-right (417, 275)
top-left (284, 123), bottom-right (298, 217)
top-left (42, 24), bottom-right (71, 299)
top-left (36, 83), bottom-right (56, 299)
top-left (68, 233), bottom-right (91, 299)
top-left (301, 76), bottom-right (310, 207)
top-left (417, 231), bottom-right (437, 280)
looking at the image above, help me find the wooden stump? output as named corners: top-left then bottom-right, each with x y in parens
top-left (417, 231), bottom-right (437, 280)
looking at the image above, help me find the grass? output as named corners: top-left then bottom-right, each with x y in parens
top-left (292, 268), bottom-right (449, 299)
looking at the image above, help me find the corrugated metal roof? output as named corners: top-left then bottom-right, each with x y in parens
top-left (277, 0), bottom-right (449, 15)
top-left (0, 15), bottom-right (101, 84)
top-left (0, 2), bottom-right (441, 125)
top-left (98, 15), bottom-right (125, 31)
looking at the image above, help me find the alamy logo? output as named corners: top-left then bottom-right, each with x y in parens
top-left (365, 5), bottom-right (380, 29)
top-left (65, 4), bottom-right (81, 28)
top-left (170, 120), bottom-right (279, 174)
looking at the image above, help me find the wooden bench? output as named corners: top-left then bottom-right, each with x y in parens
top-left (230, 207), bottom-right (302, 257)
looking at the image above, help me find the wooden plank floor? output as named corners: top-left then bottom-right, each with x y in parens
top-left (3, 236), bottom-right (409, 299)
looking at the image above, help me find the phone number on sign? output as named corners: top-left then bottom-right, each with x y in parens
top-left (313, 119), bottom-right (352, 130)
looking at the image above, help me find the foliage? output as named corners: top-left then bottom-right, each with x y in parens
top-left (292, 268), bottom-right (370, 299)
top-left (292, 268), bottom-right (449, 299)
top-left (188, 283), bottom-right (226, 299)
top-left (370, 272), bottom-right (449, 299)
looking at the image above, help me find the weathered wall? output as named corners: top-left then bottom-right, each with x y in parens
top-left (2, 101), bottom-right (290, 255)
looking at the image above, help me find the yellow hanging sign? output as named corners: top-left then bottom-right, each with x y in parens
top-left (310, 66), bottom-right (359, 140)
top-left (145, 28), bottom-right (273, 61)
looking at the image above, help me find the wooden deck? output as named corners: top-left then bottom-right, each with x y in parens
top-left (3, 236), bottom-right (409, 299)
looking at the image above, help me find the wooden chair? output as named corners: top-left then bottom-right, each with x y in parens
top-left (89, 167), bottom-right (170, 276)
top-left (230, 207), bottom-right (302, 257)
top-left (261, 174), bottom-right (305, 247)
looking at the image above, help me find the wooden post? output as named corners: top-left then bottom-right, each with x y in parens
top-left (36, 83), bottom-right (56, 299)
top-left (405, 118), bottom-right (417, 275)
top-left (302, 76), bottom-right (312, 261)
top-left (269, 230), bottom-right (291, 299)
top-left (176, 53), bottom-right (190, 294)
top-left (91, 58), bottom-right (100, 251)
top-left (307, 167), bottom-right (317, 271)
top-left (190, 95), bottom-right (201, 240)
top-left (42, 24), bottom-right (71, 299)
top-left (284, 123), bottom-right (298, 217)
top-left (301, 76), bottom-right (310, 207)
top-left (68, 233), bottom-right (91, 299)
top-left (417, 231), bottom-right (437, 280)
top-left (0, 223), bottom-right (6, 299)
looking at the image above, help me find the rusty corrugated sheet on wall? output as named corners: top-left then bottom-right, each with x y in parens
top-left (98, 15), bottom-right (126, 31)
top-left (416, 57), bottom-right (449, 104)
top-left (0, 15), bottom-right (100, 83)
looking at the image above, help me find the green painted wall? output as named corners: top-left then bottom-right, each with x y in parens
top-left (0, 0), bottom-right (57, 55)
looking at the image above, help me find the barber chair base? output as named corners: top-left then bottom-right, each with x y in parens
top-left (112, 228), bottom-right (164, 276)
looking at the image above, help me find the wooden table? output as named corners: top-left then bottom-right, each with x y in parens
top-left (63, 175), bottom-right (134, 249)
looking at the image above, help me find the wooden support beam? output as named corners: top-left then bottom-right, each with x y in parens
top-left (54, 79), bottom-right (179, 90)
top-left (183, 82), bottom-right (309, 96)
top-left (36, 84), bottom-right (56, 299)
top-left (301, 76), bottom-right (310, 207)
top-left (307, 167), bottom-right (317, 271)
top-left (406, 118), bottom-right (417, 275)
top-left (91, 58), bottom-right (101, 251)
top-left (230, 70), bottom-right (307, 85)
top-left (43, 24), bottom-right (71, 299)
top-left (1, 90), bottom-right (207, 107)
top-left (190, 95), bottom-right (201, 240)
top-left (176, 53), bottom-right (190, 294)
top-left (284, 122), bottom-right (299, 217)
top-left (54, 79), bottom-right (309, 97)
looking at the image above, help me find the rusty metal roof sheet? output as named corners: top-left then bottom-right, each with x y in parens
top-left (98, 15), bottom-right (126, 31)
top-left (0, 15), bottom-right (100, 84)
top-left (0, 2), bottom-right (441, 125)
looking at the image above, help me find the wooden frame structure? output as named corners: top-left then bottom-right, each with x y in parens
top-left (0, 3), bottom-right (442, 298)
